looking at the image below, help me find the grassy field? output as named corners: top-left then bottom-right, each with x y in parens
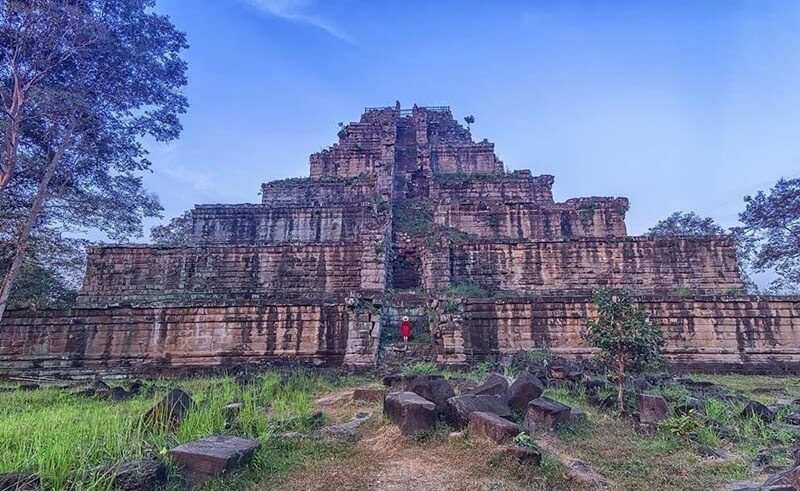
top-left (0, 372), bottom-right (359, 490)
top-left (1, 369), bottom-right (798, 490)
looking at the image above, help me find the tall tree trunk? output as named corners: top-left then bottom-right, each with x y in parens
top-left (0, 77), bottom-right (24, 192)
top-left (0, 143), bottom-right (67, 322)
top-left (617, 352), bottom-right (626, 414)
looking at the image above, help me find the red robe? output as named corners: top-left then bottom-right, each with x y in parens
top-left (400, 320), bottom-right (412, 338)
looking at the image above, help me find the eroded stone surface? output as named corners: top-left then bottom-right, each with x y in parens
top-left (445, 395), bottom-right (513, 429)
top-left (467, 411), bottom-right (520, 444)
top-left (168, 435), bottom-right (260, 486)
top-left (384, 392), bottom-right (436, 436)
top-left (523, 397), bottom-right (571, 432)
top-left (507, 372), bottom-right (544, 413)
top-left (638, 394), bottom-right (669, 425)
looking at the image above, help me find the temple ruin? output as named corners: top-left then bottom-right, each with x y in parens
top-left (1, 103), bottom-right (798, 376)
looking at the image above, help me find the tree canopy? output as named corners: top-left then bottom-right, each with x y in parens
top-left (0, 0), bottom-right (188, 318)
top-left (738, 178), bottom-right (800, 293)
top-left (647, 211), bottom-right (726, 237)
top-left (583, 288), bottom-right (665, 412)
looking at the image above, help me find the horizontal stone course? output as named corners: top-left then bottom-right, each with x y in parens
top-left (435, 296), bottom-right (800, 372)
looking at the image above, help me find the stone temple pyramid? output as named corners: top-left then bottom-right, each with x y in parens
top-left (1, 103), bottom-right (798, 377)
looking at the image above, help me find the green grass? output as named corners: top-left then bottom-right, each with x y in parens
top-left (0, 372), bottom-right (353, 490)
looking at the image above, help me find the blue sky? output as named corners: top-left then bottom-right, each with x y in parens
top-left (147, 0), bottom-right (800, 238)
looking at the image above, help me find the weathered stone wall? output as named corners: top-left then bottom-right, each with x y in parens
top-left (430, 172), bottom-right (555, 204)
top-left (435, 296), bottom-right (800, 373)
top-left (309, 105), bottom-right (504, 181)
top-left (310, 107), bottom-right (398, 179)
top-left (434, 197), bottom-right (629, 240)
top-left (77, 244), bottom-right (373, 306)
top-left (0, 301), bottom-right (379, 377)
top-left (261, 176), bottom-right (376, 206)
top-left (190, 204), bottom-right (374, 244)
top-left (445, 237), bottom-right (744, 295)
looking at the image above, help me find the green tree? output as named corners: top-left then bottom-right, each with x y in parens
top-left (463, 115), bottom-right (475, 131)
top-left (738, 178), bottom-right (800, 293)
top-left (647, 211), bottom-right (726, 237)
top-left (0, 0), bottom-right (188, 321)
top-left (583, 288), bottom-right (665, 413)
top-left (150, 210), bottom-right (193, 245)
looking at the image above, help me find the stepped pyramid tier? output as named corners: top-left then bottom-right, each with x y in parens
top-left (1, 103), bottom-right (798, 378)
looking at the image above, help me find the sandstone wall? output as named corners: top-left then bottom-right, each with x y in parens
top-left (445, 237), bottom-right (744, 295)
top-left (310, 107), bottom-right (397, 179)
top-left (0, 301), bottom-right (380, 377)
top-left (434, 198), bottom-right (628, 240)
top-left (77, 244), bottom-right (374, 306)
top-left (430, 172), bottom-right (555, 204)
top-left (435, 296), bottom-right (800, 373)
top-left (261, 177), bottom-right (376, 206)
top-left (190, 204), bottom-right (375, 244)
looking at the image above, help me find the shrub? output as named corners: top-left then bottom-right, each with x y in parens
top-left (583, 288), bottom-right (665, 413)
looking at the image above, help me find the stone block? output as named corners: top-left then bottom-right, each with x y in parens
top-left (169, 435), bottom-right (260, 486)
top-left (638, 394), bottom-right (669, 425)
top-left (507, 372), bottom-right (544, 413)
top-left (104, 459), bottom-right (167, 491)
top-left (353, 388), bottom-right (386, 402)
top-left (383, 392), bottom-right (436, 436)
top-left (468, 411), bottom-right (521, 444)
top-left (144, 388), bottom-right (193, 431)
top-left (467, 373), bottom-right (509, 397)
top-left (445, 394), bottom-right (513, 429)
top-left (406, 376), bottom-right (455, 415)
top-left (523, 397), bottom-right (571, 432)
top-left (741, 400), bottom-right (774, 423)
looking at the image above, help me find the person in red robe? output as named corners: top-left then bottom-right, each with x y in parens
top-left (400, 316), bottom-right (412, 342)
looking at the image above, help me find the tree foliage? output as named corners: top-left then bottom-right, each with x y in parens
top-left (647, 211), bottom-right (726, 237)
top-left (463, 114), bottom-right (475, 130)
top-left (150, 210), bottom-right (193, 245)
top-left (583, 288), bottom-right (665, 412)
top-left (0, 0), bottom-right (188, 318)
top-left (738, 178), bottom-right (800, 293)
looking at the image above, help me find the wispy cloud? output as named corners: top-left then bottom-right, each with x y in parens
top-left (244, 0), bottom-right (353, 44)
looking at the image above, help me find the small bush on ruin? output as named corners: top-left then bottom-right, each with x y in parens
top-left (583, 288), bottom-right (665, 414)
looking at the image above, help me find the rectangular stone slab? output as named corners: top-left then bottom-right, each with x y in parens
top-left (169, 434), bottom-right (260, 486)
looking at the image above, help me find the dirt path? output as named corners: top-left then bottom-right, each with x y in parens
top-left (267, 425), bottom-right (528, 491)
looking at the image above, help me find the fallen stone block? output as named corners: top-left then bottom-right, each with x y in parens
top-left (468, 411), bottom-right (520, 444)
top-left (0, 473), bottom-right (41, 491)
top-left (384, 392), bottom-right (436, 436)
top-left (638, 394), bottom-right (669, 425)
top-left (105, 459), bottom-right (167, 491)
top-left (322, 411), bottom-right (372, 438)
top-left (169, 435), bottom-right (260, 487)
top-left (467, 373), bottom-right (509, 397)
top-left (144, 388), bottom-right (194, 431)
top-left (406, 376), bottom-right (455, 415)
top-left (523, 397), bottom-right (571, 432)
top-left (506, 372), bottom-right (544, 413)
top-left (741, 400), bottom-right (774, 423)
top-left (445, 394), bottom-right (513, 429)
top-left (501, 445), bottom-right (542, 465)
top-left (352, 388), bottom-right (387, 402)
